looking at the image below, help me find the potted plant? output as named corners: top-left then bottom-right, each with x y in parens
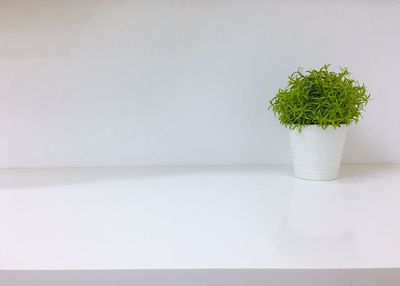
top-left (269, 65), bottom-right (370, 180)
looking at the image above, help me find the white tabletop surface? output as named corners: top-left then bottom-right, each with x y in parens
top-left (1, 164), bottom-right (399, 270)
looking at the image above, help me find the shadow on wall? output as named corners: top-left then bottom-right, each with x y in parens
top-left (342, 124), bottom-right (385, 164)
top-left (0, 1), bottom-right (103, 58)
top-left (0, 165), bottom-right (292, 190)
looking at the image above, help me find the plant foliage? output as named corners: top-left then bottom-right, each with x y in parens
top-left (269, 65), bottom-right (370, 131)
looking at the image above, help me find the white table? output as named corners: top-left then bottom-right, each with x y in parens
top-left (1, 165), bottom-right (400, 285)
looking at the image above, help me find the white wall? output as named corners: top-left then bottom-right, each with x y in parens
top-left (1, 0), bottom-right (399, 167)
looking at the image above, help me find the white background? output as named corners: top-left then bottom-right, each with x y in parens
top-left (1, 0), bottom-right (399, 167)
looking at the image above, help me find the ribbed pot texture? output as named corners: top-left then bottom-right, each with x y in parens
top-left (289, 125), bottom-right (347, 181)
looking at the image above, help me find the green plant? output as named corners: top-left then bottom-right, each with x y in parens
top-left (269, 64), bottom-right (370, 131)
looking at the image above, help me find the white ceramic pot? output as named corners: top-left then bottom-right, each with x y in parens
top-left (289, 125), bottom-right (347, 181)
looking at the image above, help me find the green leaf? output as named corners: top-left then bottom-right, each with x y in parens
top-left (268, 65), bottom-right (370, 132)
